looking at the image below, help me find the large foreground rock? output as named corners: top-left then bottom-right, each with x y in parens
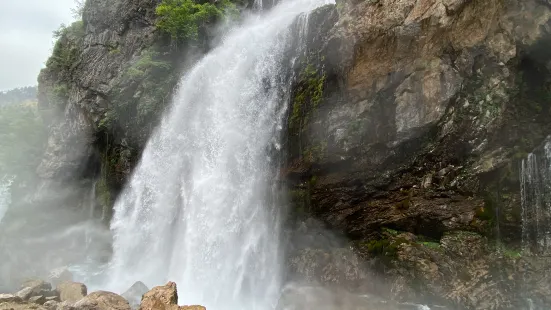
top-left (73, 291), bottom-right (130, 310)
top-left (138, 282), bottom-right (205, 310)
top-left (56, 282), bottom-right (87, 303)
top-left (0, 293), bottom-right (47, 310)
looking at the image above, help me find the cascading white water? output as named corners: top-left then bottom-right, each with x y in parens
top-left (107, 0), bottom-right (327, 308)
top-left (520, 138), bottom-right (551, 255)
top-left (0, 175), bottom-right (13, 223)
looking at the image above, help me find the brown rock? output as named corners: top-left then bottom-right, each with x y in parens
top-left (16, 280), bottom-right (56, 301)
top-left (0, 303), bottom-right (47, 310)
top-left (138, 282), bottom-right (205, 310)
top-left (43, 300), bottom-right (59, 310)
top-left (73, 291), bottom-right (130, 310)
top-left (0, 294), bottom-right (23, 303)
top-left (29, 295), bottom-right (46, 305)
top-left (56, 282), bottom-right (87, 303)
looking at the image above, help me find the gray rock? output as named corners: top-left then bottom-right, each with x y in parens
top-left (29, 295), bottom-right (46, 305)
top-left (15, 287), bottom-right (33, 300)
top-left (73, 291), bottom-right (130, 310)
top-left (0, 293), bottom-right (23, 303)
top-left (21, 279), bottom-right (52, 292)
top-left (56, 301), bottom-right (76, 310)
top-left (121, 281), bottom-right (148, 309)
top-left (44, 300), bottom-right (59, 310)
top-left (46, 296), bottom-right (60, 302)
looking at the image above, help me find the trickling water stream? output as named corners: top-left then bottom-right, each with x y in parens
top-left (106, 1), bottom-right (327, 309)
top-left (0, 175), bottom-right (13, 223)
top-left (520, 137), bottom-right (551, 255)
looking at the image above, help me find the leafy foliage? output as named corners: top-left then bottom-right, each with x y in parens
top-left (99, 48), bottom-right (177, 144)
top-left (48, 21), bottom-right (85, 73)
top-left (156, 0), bottom-right (237, 40)
top-left (0, 102), bottom-right (47, 178)
top-left (0, 87), bottom-right (37, 107)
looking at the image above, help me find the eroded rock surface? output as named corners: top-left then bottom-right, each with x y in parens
top-left (284, 0), bottom-right (551, 308)
top-left (73, 291), bottom-right (130, 310)
top-left (56, 282), bottom-right (87, 303)
top-left (138, 282), bottom-right (205, 310)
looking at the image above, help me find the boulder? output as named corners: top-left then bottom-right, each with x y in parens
top-left (138, 282), bottom-right (205, 310)
top-left (17, 280), bottom-right (56, 301)
top-left (73, 291), bottom-right (130, 310)
top-left (29, 295), bottom-right (46, 305)
top-left (55, 301), bottom-right (76, 310)
top-left (0, 303), bottom-right (47, 310)
top-left (15, 287), bottom-right (34, 300)
top-left (121, 281), bottom-right (149, 309)
top-left (139, 282), bottom-right (178, 310)
top-left (43, 300), bottom-right (59, 310)
top-left (0, 294), bottom-right (22, 303)
top-left (21, 280), bottom-right (52, 292)
top-left (45, 296), bottom-right (60, 302)
top-left (56, 282), bottom-right (87, 303)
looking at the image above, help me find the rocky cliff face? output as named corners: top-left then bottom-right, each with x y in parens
top-left (37, 0), bottom-right (199, 217)
top-left (284, 0), bottom-right (551, 308)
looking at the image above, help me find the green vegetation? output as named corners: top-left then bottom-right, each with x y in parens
top-left (475, 193), bottom-right (498, 227)
top-left (0, 101), bottom-right (47, 179)
top-left (419, 241), bottom-right (441, 250)
top-left (382, 227), bottom-right (399, 236)
top-left (0, 87), bottom-right (37, 107)
top-left (48, 21), bottom-right (85, 72)
top-left (290, 188), bottom-right (311, 215)
top-left (123, 50), bottom-right (172, 80)
top-left (361, 237), bottom-right (409, 258)
top-left (302, 141), bottom-right (327, 162)
top-left (290, 62), bottom-right (326, 129)
top-left (100, 48), bottom-right (177, 134)
top-left (156, 0), bottom-right (238, 40)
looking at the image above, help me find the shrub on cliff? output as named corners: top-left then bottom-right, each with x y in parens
top-left (48, 21), bottom-right (85, 73)
top-left (156, 0), bottom-right (237, 40)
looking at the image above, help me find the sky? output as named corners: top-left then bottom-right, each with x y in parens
top-left (0, 0), bottom-right (76, 91)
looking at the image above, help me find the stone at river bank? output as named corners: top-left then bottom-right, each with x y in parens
top-left (1, 279), bottom-right (206, 310)
top-left (138, 282), bottom-right (205, 310)
top-left (73, 291), bottom-right (131, 310)
top-left (56, 282), bottom-right (87, 303)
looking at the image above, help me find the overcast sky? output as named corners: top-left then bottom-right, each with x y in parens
top-left (0, 0), bottom-right (76, 91)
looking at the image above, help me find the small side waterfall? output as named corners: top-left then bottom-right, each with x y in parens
top-left (520, 137), bottom-right (551, 255)
top-left (0, 175), bottom-right (13, 223)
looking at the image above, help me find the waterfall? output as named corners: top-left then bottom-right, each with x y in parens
top-left (106, 0), bottom-right (326, 309)
top-left (520, 137), bottom-right (551, 255)
top-left (0, 175), bottom-right (13, 223)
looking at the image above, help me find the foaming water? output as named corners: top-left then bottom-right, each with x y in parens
top-left (105, 0), bottom-right (328, 309)
top-left (520, 138), bottom-right (551, 255)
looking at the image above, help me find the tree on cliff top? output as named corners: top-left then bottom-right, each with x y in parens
top-left (156, 0), bottom-right (238, 40)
